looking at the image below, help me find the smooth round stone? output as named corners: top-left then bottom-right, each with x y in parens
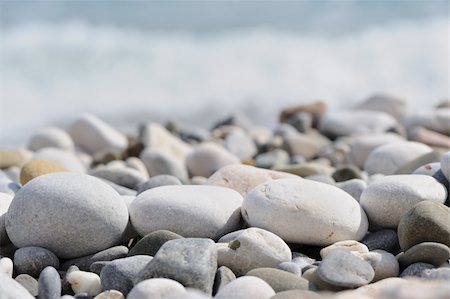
top-left (206, 164), bottom-right (294, 196)
top-left (0, 257), bottom-right (13, 277)
top-left (348, 133), bottom-right (404, 168)
top-left (128, 230), bottom-right (183, 257)
top-left (214, 276), bottom-right (276, 299)
top-left (163, 289), bottom-right (211, 299)
top-left (361, 229), bottom-right (400, 254)
top-left (6, 172), bottom-right (129, 259)
top-left (302, 267), bottom-right (345, 292)
top-left (360, 175), bottom-right (446, 228)
top-left (60, 246), bottom-right (129, 271)
top-left (400, 262), bottom-right (435, 278)
top-left (100, 255), bottom-right (152, 295)
top-left (224, 129), bottom-right (257, 161)
top-left (441, 151), bottom-right (450, 182)
top-left (336, 179), bottom-right (367, 202)
top-left (100, 179), bottom-right (137, 196)
top-left (15, 274), bottom-right (39, 296)
top-left (332, 165), bottom-right (362, 182)
top-left (279, 101), bottom-right (327, 127)
top-left (0, 272), bottom-right (35, 299)
top-left (246, 268), bottom-right (309, 292)
top-left (20, 159), bottom-right (68, 185)
top-left (68, 113), bottom-right (128, 155)
top-left (66, 270), bottom-right (102, 297)
top-left (421, 268), bottom-right (450, 281)
top-left (413, 162), bottom-right (441, 176)
top-left (93, 290), bottom-right (125, 299)
top-left (397, 201), bottom-right (450, 251)
top-left (270, 290), bottom-right (326, 299)
top-left (33, 148), bottom-right (85, 172)
top-left (282, 132), bottom-right (321, 160)
top-left (128, 278), bottom-right (185, 299)
top-left (242, 177), bottom-right (368, 246)
top-left (213, 266), bottom-right (236, 295)
top-left (28, 127), bottom-right (75, 152)
top-left (62, 265), bottom-right (80, 295)
top-left (357, 250), bottom-right (399, 282)
top-left (398, 242), bottom-right (450, 267)
top-left (125, 157), bottom-right (150, 180)
top-left (140, 148), bottom-right (188, 182)
top-left (137, 175), bottom-right (182, 195)
top-left (129, 185), bottom-right (243, 239)
top-left (319, 110), bottom-right (397, 138)
top-left (0, 148), bottom-right (32, 169)
top-left (89, 166), bottom-right (146, 189)
top-left (364, 141), bottom-right (432, 175)
top-left (394, 151), bottom-right (441, 175)
top-left (38, 266), bottom-right (61, 299)
top-left (217, 227), bottom-right (292, 276)
top-left (273, 163), bottom-right (335, 177)
top-left (354, 94), bottom-right (409, 121)
top-left (136, 238), bottom-right (217, 295)
top-left (89, 261), bottom-right (110, 275)
top-left (255, 149), bottom-right (290, 169)
top-left (0, 192), bottom-right (13, 244)
top-left (14, 246), bottom-right (59, 277)
top-left (305, 174), bottom-right (336, 185)
top-left (186, 142), bottom-right (240, 178)
top-left (278, 262), bottom-right (302, 275)
top-left (318, 248), bottom-right (375, 288)
top-left (320, 240), bottom-right (369, 258)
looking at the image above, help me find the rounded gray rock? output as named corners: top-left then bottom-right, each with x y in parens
top-left (14, 246), bottom-right (59, 277)
top-left (400, 262), bottom-right (435, 278)
top-left (15, 274), bottom-right (39, 296)
top-left (398, 242), bottom-right (450, 267)
top-left (38, 266), bottom-right (61, 299)
top-left (361, 229), bottom-right (400, 253)
top-left (128, 230), bottom-right (183, 257)
top-left (5, 172), bottom-right (129, 259)
top-left (137, 175), bottom-right (182, 195)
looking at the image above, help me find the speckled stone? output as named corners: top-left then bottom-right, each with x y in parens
top-left (361, 229), bottom-right (400, 254)
top-left (20, 160), bottom-right (68, 185)
top-left (14, 246), bottom-right (60, 277)
top-left (400, 262), bottom-right (435, 278)
top-left (38, 266), bottom-right (61, 299)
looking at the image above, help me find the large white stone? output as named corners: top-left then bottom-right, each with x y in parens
top-left (28, 127), bottom-right (75, 152)
top-left (129, 185), bottom-right (243, 239)
top-left (68, 113), bottom-right (128, 154)
top-left (5, 172), bottom-right (129, 259)
top-left (242, 178), bottom-right (368, 245)
top-left (217, 227), bottom-right (292, 276)
top-left (214, 276), bottom-right (275, 299)
top-left (360, 175), bottom-right (447, 228)
top-left (364, 141), bottom-right (432, 175)
top-left (128, 278), bottom-right (185, 299)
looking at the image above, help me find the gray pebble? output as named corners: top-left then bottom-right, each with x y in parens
top-left (332, 165), bottom-right (362, 182)
top-left (137, 175), bottom-right (182, 194)
top-left (38, 266), bottom-right (61, 299)
top-left (400, 262), bottom-right (435, 278)
top-left (90, 166), bottom-right (146, 190)
top-left (336, 179), bottom-right (367, 202)
top-left (15, 274), bottom-right (39, 296)
top-left (213, 266), bottom-right (236, 296)
top-left (421, 268), bottom-right (450, 281)
top-left (60, 245), bottom-right (129, 271)
top-left (246, 267), bottom-right (310, 292)
top-left (0, 272), bottom-right (35, 299)
top-left (14, 246), bottom-right (59, 277)
top-left (128, 230), bottom-right (183, 257)
top-left (278, 262), bottom-right (302, 275)
top-left (255, 149), bottom-right (290, 169)
top-left (62, 265), bottom-right (79, 296)
top-left (399, 242), bottom-right (450, 267)
top-left (100, 178), bottom-right (138, 196)
top-left (89, 261), bottom-right (111, 275)
top-left (361, 229), bottom-right (400, 254)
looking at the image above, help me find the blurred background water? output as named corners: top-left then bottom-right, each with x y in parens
top-left (0, 0), bottom-right (449, 146)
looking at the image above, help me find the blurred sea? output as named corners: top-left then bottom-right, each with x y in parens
top-left (0, 1), bottom-right (449, 146)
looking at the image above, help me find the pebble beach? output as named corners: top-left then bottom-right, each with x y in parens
top-left (0, 94), bottom-right (449, 299)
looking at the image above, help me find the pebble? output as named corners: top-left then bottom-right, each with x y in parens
top-left (0, 272), bottom-right (35, 299)
top-left (38, 266), bottom-right (61, 299)
top-left (89, 165), bottom-right (146, 189)
top-left (279, 101), bottom-right (327, 127)
top-left (408, 126), bottom-right (450, 149)
top-left (136, 238), bottom-right (217, 295)
top-left (216, 227), bottom-right (292, 276)
top-left (271, 290), bottom-right (326, 299)
top-left (404, 108), bottom-right (450, 135)
top-left (245, 268), bottom-right (309, 292)
top-left (0, 148), bottom-right (32, 169)
top-left (62, 265), bottom-right (80, 295)
top-left (255, 149), bottom-right (290, 169)
top-left (361, 229), bottom-right (400, 253)
top-left (125, 157), bottom-right (150, 180)
top-left (213, 266), bottom-right (236, 295)
top-left (336, 179), bottom-right (366, 202)
top-left (353, 94), bottom-right (409, 121)
top-left (0, 192), bottom-right (13, 244)
top-left (441, 151), bottom-right (450, 182)
top-left (282, 132), bottom-right (322, 160)
top-left (33, 147), bottom-right (86, 172)
top-left (305, 174), bottom-right (336, 185)
top-left (224, 128), bottom-right (257, 161)
top-left (285, 111), bottom-right (313, 133)
top-left (6, 172), bottom-right (129, 259)
top-left (136, 175), bottom-right (182, 194)
top-left (66, 270), bottom-right (102, 296)
top-left (129, 185), bottom-right (243, 239)
top-left (360, 174), bottom-right (446, 228)
top-left (128, 230), bottom-right (183, 257)
top-left (163, 289), bottom-right (211, 299)
top-left (301, 266), bottom-right (344, 292)
top-left (319, 110), bottom-right (397, 138)
top-left (319, 240), bottom-right (369, 258)
top-left (400, 262), bottom-right (435, 278)
top-left (394, 150), bottom-right (441, 174)
top-left (206, 164), bottom-right (294, 196)
top-left (0, 256), bottom-right (13, 277)
top-left (93, 290), bottom-right (125, 299)
top-left (317, 248), bottom-right (375, 288)
top-left (15, 274), bottom-right (39, 296)
top-left (127, 278), bottom-right (186, 299)
top-left (242, 177), bottom-right (368, 245)
top-left (19, 159), bottom-right (68, 185)
top-left (272, 163), bottom-right (335, 177)
top-left (397, 201), bottom-right (450, 251)
top-left (364, 141), bottom-right (432, 175)
top-left (100, 255), bottom-right (152, 295)
top-left (398, 242), bottom-right (450, 267)
top-left (89, 261), bottom-right (110, 275)
top-left (14, 246), bottom-right (60, 277)
top-left (421, 268), bottom-right (450, 281)
top-left (357, 250), bottom-right (399, 282)
top-left (332, 165), bottom-right (362, 182)
top-left (100, 178), bottom-right (137, 196)
top-left (28, 126), bottom-right (75, 152)
top-left (214, 276), bottom-right (276, 299)
top-left (60, 245), bottom-right (129, 271)
top-left (278, 262), bottom-right (302, 275)
top-left (68, 113), bottom-right (128, 155)
top-left (186, 142), bottom-right (240, 177)
top-left (139, 148), bottom-right (189, 182)
top-left (412, 162), bottom-right (441, 176)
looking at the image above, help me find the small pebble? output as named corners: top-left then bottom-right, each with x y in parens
top-left (38, 266), bottom-right (61, 299)
top-left (66, 270), bottom-right (102, 297)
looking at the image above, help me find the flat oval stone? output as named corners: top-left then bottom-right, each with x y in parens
top-left (60, 246), bottom-right (129, 271)
top-left (28, 127), bottom-right (75, 152)
top-left (360, 175), bottom-right (446, 228)
top-left (398, 242), bottom-right (450, 267)
top-left (6, 172), bottom-right (129, 259)
top-left (318, 248), bottom-right (374, 288)
top-left (245, 268), bottom-right (309, 292)
top-left (397, 201), bottom-right (450, 251)
top-left (20, 160), bottom-right (68, 185)
top-left (400, 262), bottom-right (435, 278)
top-left (214, 276), bottom-right (275, 299)
top-left (271, 290), bottom-right (326, 299)
top-left (128, 230), bottom-right (183, 257)
top-left (14, 246), bottom-right (60, 277)
top-left (15, 274), bottom-right (39, 296)
top-left (129, 185), bottom-right (243, 239)
top-left (140, 149), bottom-right (189, 182)
top-left (336, 179), bottom-right (367, 202)
top-left (364, 141), bottom-right (432, 175)
top-left (33, 148), bottom-right (85, 173)
top-left (242, 177), bottom-right (368, 245)
top-left (127, 278), bottom-right (185, 299)
top-left (66, 270), bottom-right (102, 297)
top-left (137, 175), bottom-right (182, 195)
top-left (89, 166), bottom-right (146, 190)
top-left (38, 266), bottom-right (61, 299)
top-left (320, 240), bottom-right (369, 258)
